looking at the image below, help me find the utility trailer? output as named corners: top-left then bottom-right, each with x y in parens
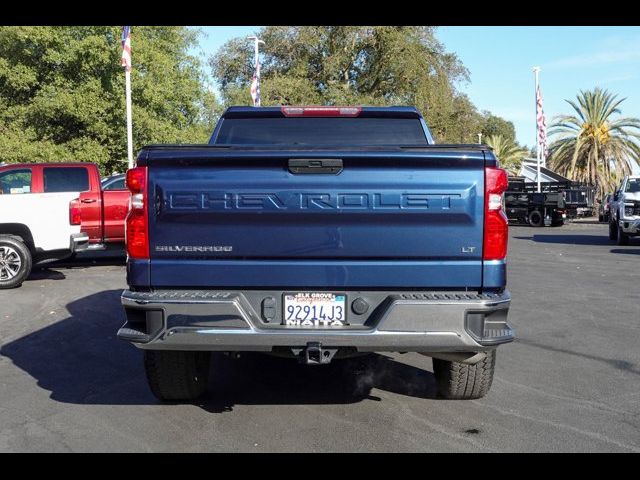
top-left (561, 185), bottom-right (596, 218)
top-left (517, 160), bottom-right (596, 219)
top-left (505, 177), bottom-right (566, 227)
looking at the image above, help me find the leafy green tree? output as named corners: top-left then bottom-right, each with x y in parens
top-left (480, 112), bottom-right (516, 142)
top-left (0, 26), bottom-right (221, 174)
top-left (210, 26), bottom-right (507, 144)
top-left (484, 134), bottom-right (528, 174)
top-left (548, 87), bottom-right (640, 197)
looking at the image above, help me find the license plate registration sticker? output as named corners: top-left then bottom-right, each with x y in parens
top-left (283, 293), bottom-right (347, 327)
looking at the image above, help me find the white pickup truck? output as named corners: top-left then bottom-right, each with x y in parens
top-left (0, 163), bottom-right (90, 289)
top-left (609, 175), bottom-right (640, 246)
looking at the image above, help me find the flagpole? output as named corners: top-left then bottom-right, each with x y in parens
top-left (533, 66), bottom-right (541, 193)
top-left (125, 68), bottom-right (134, 169)
top-left (121, 27), bottom-right (134, 169)
top-left (254, 40), bottom-right (259, 107)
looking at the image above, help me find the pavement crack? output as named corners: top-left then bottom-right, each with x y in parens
top-left (493, 377), bottom-right (637, 417)
top-left (478, 402), bottom-right (640, 452)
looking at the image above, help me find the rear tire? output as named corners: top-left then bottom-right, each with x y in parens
top-left (609, 220), bottom-right (618, 241)
top-left (528, 210), bottom-right (544, 227)
top-left (144, 350), bottom-right (211, 401)
top-left (0, 235), bottom-right (32, 289)
top-left (617, 225), bottom-right (629, 246)
top-left (433, 350), bottom-right (496, 400)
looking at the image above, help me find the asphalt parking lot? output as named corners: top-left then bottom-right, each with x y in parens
top-left (1, 220), bottom-right (639, 452)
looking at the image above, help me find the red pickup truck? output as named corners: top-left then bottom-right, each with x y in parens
top-left (76, 173), bottom-right (130, 248)
top-left (0, 162), bottom-right (129, 250)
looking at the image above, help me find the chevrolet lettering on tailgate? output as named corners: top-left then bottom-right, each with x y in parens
top-left (166, 192), bottom-right (461, 211)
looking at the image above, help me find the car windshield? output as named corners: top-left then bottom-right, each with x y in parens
top-left (625, 179), bottom-right (640, 193)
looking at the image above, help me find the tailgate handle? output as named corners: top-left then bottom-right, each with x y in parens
top-left (288, 159), bottom-right (343, 175)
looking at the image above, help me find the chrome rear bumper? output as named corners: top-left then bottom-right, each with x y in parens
top-left (118, 289), bottom-right (513, 353)
top-left (71, 232), bottom-right (90, 252)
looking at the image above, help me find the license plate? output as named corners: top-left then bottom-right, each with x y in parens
top-left (283, 293), bottom-right (347, 327)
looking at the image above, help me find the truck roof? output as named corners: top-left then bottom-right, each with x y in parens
top-left (0, 162), bottom-right (94, 168)
top-left (221, 106), bottom-right (424, 119)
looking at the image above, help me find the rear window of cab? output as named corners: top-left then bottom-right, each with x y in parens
top-left (43, 167), bottom-right (89, 193)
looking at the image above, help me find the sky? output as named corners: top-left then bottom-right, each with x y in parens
top-left (191, 26), bottom-right (640, 149)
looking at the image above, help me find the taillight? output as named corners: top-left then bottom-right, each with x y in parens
top-left (69, 199), bottom-right (81, 225)
top-left (125, 166), bottom-right (149, 259)
top-left (484, 167), bottom-right (509, 261)
top-left (281, 106), bottom-right (361, 117)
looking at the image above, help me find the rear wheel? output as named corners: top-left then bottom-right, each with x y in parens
top-left (433, 350), bottom-right (496, 400)
top-left (144, 350), bottom-right (211, 401)
top-left (551, 217), bottom-right (564, 227)
top-left (0, 236), bottom-right (32, 289)
top-left (528, 210), bottom-right (544, 227)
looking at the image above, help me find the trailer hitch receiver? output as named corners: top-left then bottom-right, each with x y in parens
top-left (292, 342), bottom-right (338, 365)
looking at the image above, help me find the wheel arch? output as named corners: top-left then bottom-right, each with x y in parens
top-left (0, 224), bottom-right (36, 253)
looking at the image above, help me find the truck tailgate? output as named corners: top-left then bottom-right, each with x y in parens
top-left (144, 150), bottom-right (486, 289)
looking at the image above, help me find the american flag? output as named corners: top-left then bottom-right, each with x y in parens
top-left (121, 26), bottom-right (131, 71)
top-left (250, 59), bottom-right (260, 107)
top-left (536, 83), bottom-right (547, 159)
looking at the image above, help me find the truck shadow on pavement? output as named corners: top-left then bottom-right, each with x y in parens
top-left (26, 250), bottom-right (127, 282)
top-left (26, 269), bottom-right (67, 281)
top-left (1, 289), bottom-right (438, 411)
top-left (609, 248), bottom-right (640, 255)
top-left (198, 352), bottom-right (437, 413)
top-left (567, 220), bottom-right (605, 226)
top-left (513, 234), bottom-right (613, 246)
top-left (48, 249), bottom-right (127, 269)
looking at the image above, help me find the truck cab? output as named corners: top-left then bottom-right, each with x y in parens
top-left (609, 175), bottom-right (640, 245)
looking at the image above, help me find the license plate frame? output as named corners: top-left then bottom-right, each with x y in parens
top-left (282, 292), bottom-right (348, 327)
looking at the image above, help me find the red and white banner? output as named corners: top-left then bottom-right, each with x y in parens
top-left (121, 26), bottom-right (131, 71)
top-left (536, 84), bottom-right (547, 159)
top-left (250, 60), bottom-right (261, 107)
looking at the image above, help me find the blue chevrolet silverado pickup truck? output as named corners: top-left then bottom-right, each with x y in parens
top-left (118, 106), bottom-right (513, 401)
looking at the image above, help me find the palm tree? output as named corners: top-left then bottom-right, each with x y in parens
top-left (484, 134), bottom-right (528, 174)
top-left (548, 88), bottom-right (640, 197)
